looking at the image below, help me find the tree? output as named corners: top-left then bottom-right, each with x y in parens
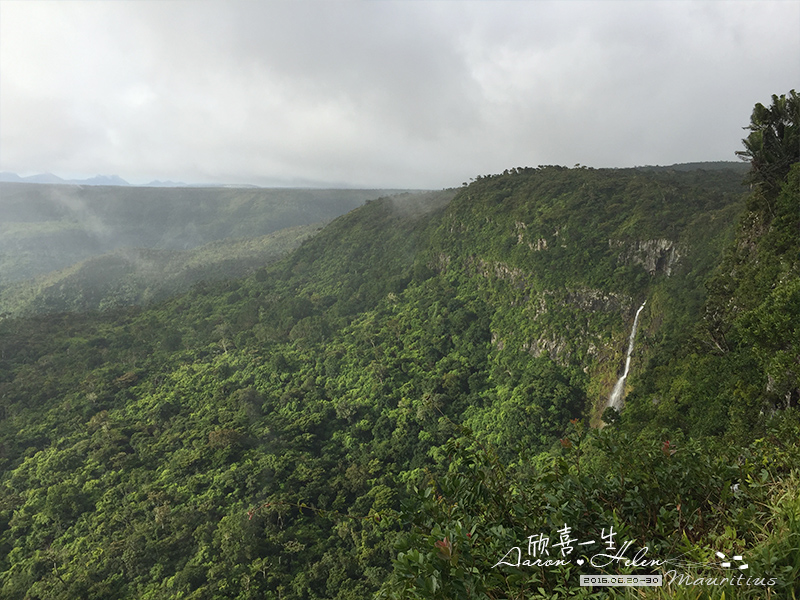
top-left (736, 90), bottom-right (799, 199)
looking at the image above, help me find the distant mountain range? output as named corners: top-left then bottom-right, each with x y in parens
top-left (0, 172), bottom-right (188, 187)
top-left (0, 163), bottom-right (748, 189)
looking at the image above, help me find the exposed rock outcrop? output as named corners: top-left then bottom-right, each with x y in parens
top-left (610, 238), bottom-right (685, 276)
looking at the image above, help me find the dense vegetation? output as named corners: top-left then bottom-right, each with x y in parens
top-left (0, 94), bottom-right (797, 599)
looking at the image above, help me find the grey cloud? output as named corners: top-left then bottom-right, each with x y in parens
top-left (1, 1), bottom-right (798, 188)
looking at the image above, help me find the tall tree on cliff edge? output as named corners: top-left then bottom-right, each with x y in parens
top-left (702, 90), bottom-right (800, 426)
top-left (736, 89), bottom-right (799, 203)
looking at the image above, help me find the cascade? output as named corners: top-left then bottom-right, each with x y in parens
top-left (607, 300), bottom-right (646, 411)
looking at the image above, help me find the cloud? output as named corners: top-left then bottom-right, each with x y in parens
top-left (1, 1), bottom-right (798, 188)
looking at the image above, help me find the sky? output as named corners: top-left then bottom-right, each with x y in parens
top-left (1, 1), bottom-right (798, 189)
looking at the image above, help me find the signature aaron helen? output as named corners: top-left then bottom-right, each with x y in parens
top-left (493, 540), bottom-right (664, 569)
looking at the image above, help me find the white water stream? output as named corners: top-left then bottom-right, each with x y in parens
top-left (607, 300), bottom-right (646, 411)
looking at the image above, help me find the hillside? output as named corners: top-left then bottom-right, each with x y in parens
top-left (0, 224), bottom-right (321, 316)
top-left (0, 95), bottom-right (797, 598)
top-left (0, 184), bottom-right (405, 285)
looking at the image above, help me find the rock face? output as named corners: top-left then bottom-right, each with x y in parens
top-left (561, 288), bottom-right (629, 313)
top-left (611, 238), bottom-right (684, 276)
top-left (523, 336), bottom-right (569, 362)
top-left (466, 257), bottom-right (526, 285)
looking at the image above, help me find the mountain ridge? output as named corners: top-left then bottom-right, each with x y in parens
top-left (0, 161), bottom-right (749, 188)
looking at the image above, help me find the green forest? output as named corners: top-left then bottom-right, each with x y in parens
top-left (0, 92), bottom-right (797, 599)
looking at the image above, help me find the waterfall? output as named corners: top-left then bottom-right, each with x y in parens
top-left (607, 300), bottom-right (647, 411)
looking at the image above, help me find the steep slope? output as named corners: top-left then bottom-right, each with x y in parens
top-left (420, 166), bottom-right (746, 420)
top-left (626, 164), bottom-right (800, 438)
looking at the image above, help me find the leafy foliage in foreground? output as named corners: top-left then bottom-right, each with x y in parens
top-left (381, 413), bottom-right (800, 599)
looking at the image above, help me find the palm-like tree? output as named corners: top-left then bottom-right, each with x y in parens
top-left (736, 90), bottom-right (799, 199)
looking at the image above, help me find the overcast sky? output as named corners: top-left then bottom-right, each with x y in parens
top-left (1, 1), bottom-right (798, 188)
